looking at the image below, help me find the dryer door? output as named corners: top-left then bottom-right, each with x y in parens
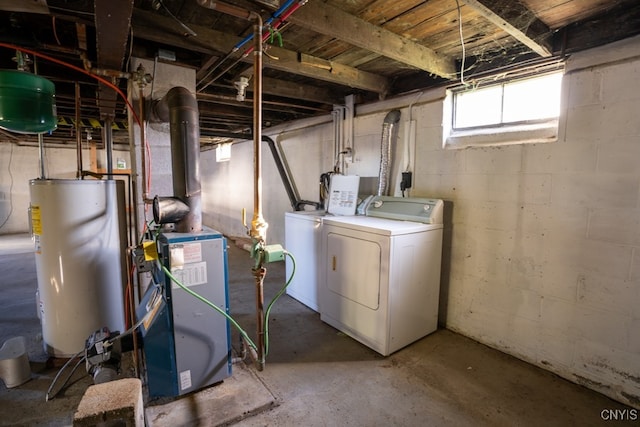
top-left (326, 232), bottom-right (381, 310)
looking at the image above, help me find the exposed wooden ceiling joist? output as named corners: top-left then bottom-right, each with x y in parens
top-left (556, 0), bottom-right (640, 54)
top-left (132, 8), bottom-right (389, 95)
top-left (287, 1), bottom-right (457, 78)
top-left (462, 0), bottom-right (553, 57)
top-left (251, 76), bottom-right (339, 105)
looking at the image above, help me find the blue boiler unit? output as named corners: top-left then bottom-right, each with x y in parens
top-left (137, 229), bottom-right (231, 398)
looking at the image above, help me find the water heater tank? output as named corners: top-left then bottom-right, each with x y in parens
top-left (30, 179), bottom-right (127, 357)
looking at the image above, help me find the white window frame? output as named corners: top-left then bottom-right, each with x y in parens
top-left (443, 68), bottom-right (564, 149)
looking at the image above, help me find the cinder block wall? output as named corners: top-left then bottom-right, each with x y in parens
top-left (200, 36), bottom-right (640, 407)
top-left (418, 39), bottom-right (640, 408)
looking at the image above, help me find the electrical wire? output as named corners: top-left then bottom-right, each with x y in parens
top-left (264, 251), bottom-right (296, 356)
top-left (0, 143), bottom-right (14, 230)
top-left (51, 16), bottom-right (61, 46)
top-left (156, 0), bottom-right (197, 37)
top-left (48, 5), bottom-right (95, 16)
top-left (454, 0), bottom-right (468, 86)
top-left (319, 171), bottom-right (333, 209)
top-left (45, 350), bottom-right (86, 401)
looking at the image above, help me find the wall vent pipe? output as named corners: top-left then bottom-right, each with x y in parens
top-left (377, 109), bottom-right (401, 197)
top-left (153, 86), bottom-right (202, 233)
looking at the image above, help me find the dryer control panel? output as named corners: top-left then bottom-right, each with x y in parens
top-left (365, 196), bottom-right (443, 224)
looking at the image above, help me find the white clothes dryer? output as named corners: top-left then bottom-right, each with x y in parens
top-left (319, 197), bottom-right (444, 356)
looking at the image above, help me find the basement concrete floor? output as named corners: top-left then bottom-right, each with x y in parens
top-left (0, 233), bottom-right (636, 426)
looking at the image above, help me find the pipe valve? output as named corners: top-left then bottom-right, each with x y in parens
top-left (234, 76), bottom-right (250, 101)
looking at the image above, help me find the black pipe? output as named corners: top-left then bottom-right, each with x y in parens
top-left (154, 87), bottom-right (202, 233)
top-left (263, 135), bottom-right (299, 211)
top-left (202, 131), bottom-right (320, 211)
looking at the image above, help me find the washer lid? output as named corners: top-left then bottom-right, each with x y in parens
top-left (323, 215), bottom-right (441, 235)
top-left (365, 196), bottom-right (444, 224)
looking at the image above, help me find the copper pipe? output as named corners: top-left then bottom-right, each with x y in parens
top-left (250, 14), bottom-right (268, 371)
top-left (253, 266), bottom-right (266, 371)
top-left (75, 82), bottom-right (83, 178)
top-left (250, 15), bottom-right (267, 244)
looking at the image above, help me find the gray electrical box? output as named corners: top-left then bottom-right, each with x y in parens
top-left (138, 229), bottom-right (231, 398)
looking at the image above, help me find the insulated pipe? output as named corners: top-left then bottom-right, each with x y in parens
top-left (376, 110), bottom-right (401, 196)
top-left (154, 87), bottom-right (202, 233)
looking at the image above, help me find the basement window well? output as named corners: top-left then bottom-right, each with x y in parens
top-left (443, 69), bottom-right (564, 148)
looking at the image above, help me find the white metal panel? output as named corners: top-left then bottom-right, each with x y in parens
top-left (284, 211), bottom-right (324, 311)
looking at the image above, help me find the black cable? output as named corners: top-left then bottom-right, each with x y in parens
top-left (45, 350), bottom-right (85, 401)
top-left (319, 172), bottom-right (333, 209)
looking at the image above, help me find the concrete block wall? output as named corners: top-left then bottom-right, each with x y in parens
top-left (199, 37), bottom-right (640, 407)
top-left (412, 39), bottom-right (640, 408)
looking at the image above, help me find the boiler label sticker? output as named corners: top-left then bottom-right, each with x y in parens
top-left (180, 370), bottom-right (192, 390)
top-left (183, 242), bottom-right (203, 264)
top-left (171, 261), bottom-right (207, 288)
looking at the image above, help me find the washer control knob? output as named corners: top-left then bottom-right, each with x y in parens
top-left (423, 204), bottom-right (431, 212)
top-left (373, 200), bottom-right (383, 208)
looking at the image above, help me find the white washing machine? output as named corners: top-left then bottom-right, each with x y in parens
top-left (319, 197), bottom-right (444, 356)
top-left (284, 210), bottom-right (326, 312)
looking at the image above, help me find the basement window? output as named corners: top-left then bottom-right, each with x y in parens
top-left (444, 69), bottom-right (564, 148)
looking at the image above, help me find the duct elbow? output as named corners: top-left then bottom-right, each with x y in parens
top-left (383, 109), bottom-right (401, 125)
top-left (153, 86), bottom-right (198, 121)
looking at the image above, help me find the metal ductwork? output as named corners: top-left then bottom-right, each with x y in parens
top-left (153, 86), bottom-right (202, 233)
top-left (377, 109), bottom-right (401, 197)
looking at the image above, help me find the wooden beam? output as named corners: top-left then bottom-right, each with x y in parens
top-left (132, 8), bottom-right (389, 95)
top-left (286, 1), bottom-right (456, 78)
top-left (553, 0), bottom-right (640, 55)
top-left (257, 76), bottom-right (339, 105)
top-left (462, 0), bottom-right (552, 57)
